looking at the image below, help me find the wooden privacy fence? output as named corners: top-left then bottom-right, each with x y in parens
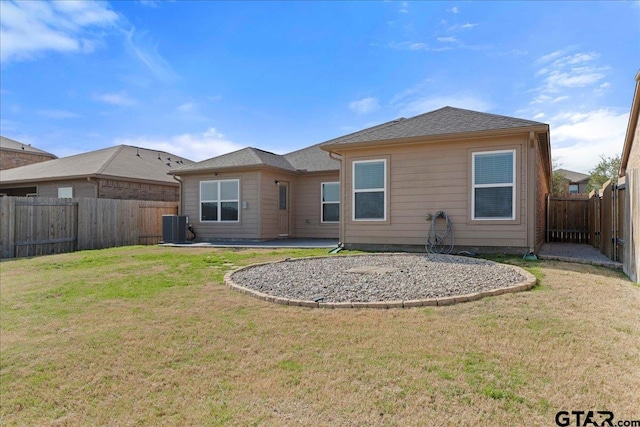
top-left (0, 197), bottom-right (178, 259)
top-left (547, 194), bottom-right (590, 243)
top-left (547, 180), bottom-right (626, 263)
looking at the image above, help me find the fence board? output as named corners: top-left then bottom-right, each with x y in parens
top-left (546, 195), bottom-right (590, 243)
top-left (600, 181), bottom-right (613, 259)
top-left (0, 197), bottom-right (178, 259)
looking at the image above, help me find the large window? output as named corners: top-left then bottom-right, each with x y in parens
top-left (472, 150), bottom-right (515, 220)
top-left (353, 159), bottom-right (386, 221)
top-left (321, 182), bottom-right (340, 223)
top-left (200, 179), bottom-right (240, 222)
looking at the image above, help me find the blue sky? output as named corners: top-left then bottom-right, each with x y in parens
top-left (1, 1), bottom-right (638, 173)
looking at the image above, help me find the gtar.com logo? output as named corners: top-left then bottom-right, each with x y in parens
top-left (555, 411), bottom-right (640, 427)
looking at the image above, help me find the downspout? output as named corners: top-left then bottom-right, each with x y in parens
top-left (172, 175), bottom-right (182, 215)
top-left (329, 151), bottom-right (345, 247)
top-left (527, 132), bottom-right (536, 254)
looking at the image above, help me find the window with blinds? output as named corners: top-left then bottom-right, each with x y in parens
top-left (472, 150), bottom-right (515, 220)
top-left (353, 159), bottom-right (386, 220)
top-left (321, 182), bottom-right (340, 223)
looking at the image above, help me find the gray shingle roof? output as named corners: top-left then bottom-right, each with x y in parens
top-left (283, 143), bottom-right (339, 172)
top-left (0, 136), bottom-right (57, 158)
top-left (169, 106), bottom-right (546, 176)
top-left (555, 168), bottom-right (590, 183)
top-left (171, 144), bottom-right (340, 175)
top-left (321, 106), bottom-right (548, 147)
top-left (0, 145), bottom-right (193, 185)
top-left (169, 147), bottom-right (296, 174)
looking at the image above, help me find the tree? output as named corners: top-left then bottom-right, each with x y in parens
top-left (551, 158), bottom-right (568, 195)
top-left (587, 154), bottom-right (622, 193)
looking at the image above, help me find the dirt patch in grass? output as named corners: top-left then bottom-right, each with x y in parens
top-left (1, 247), bottom-right (638, 426)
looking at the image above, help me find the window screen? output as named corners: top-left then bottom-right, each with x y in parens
top-left (472, 151), bottom-right (515, 220)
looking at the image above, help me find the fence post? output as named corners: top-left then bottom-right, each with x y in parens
top-left (0, 197), bottom-right (16, 259)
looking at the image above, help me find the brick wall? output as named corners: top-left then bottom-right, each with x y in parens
top-left (0, 151), bottom-right (56, 170)
top-left (97, 179), bottom-right (180, 202)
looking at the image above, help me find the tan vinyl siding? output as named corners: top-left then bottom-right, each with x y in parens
top-left (180, 171), bottom-right (260, 240)
top-left (341, 135), bottom-right (530, 249)
top-left (37, 180), bottom-right (97, 198)
top-left (628, 123), bottom-right (640, 170)
top-left (294, 173), bottom-right (340, 238)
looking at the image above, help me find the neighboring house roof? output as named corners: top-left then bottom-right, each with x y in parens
top-left (555, 168), bottom-right (590, 183)
top-left (0, 145), bottom-right (193, 185)
top-left (0, 136), bottom-right (57, 158)
top-left (321, 106), bottom-right (547, 148)
top-left (620, 70), bottom-right (640, 177)
top-left (170, 143), bottom-right (340, 175)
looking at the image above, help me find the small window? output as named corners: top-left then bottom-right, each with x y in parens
top-left (472, 150), bottom-right (515, 220)
top-left (58, 187), bottom-right (73, 198)
top-left (569, 184), bottom-right (579, 194)
top-left (200, 179), bottom-right (240, 222)
top-left (321, 182), bottom-right (340, 223)
top-left (353, 159), bottom-right (386, 221)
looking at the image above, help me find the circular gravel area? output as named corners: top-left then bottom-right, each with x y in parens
top-left (227, 254), bottom-right (536, 308)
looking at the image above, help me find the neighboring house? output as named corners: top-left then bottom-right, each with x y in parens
top-left (170, 106), bottom-right (552, 254)
top-left (555, 168), bottom-right (591, 194)
top-left (0, 136), bottom-right (57, 170)
top-left (619, 70), bottom-right (640, 282)
top-left (0, 145), bottom-right (193, 201)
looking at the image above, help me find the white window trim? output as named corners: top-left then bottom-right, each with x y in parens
top-left (471, 149), bottom-right (516, 221)
top-left (352, 159), bottom-right (387, 222)
top-left (320, 181), bottom-right (340, 224)
top-left (200, 179), bottom-right (240, 223)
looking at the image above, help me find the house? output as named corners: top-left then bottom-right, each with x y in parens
top-left (0, 136), bottom-right (57, 170)
top-left (168, 144), bottom-right (340, 240)
top-left (555, 168), bottom-right (590, 194)
top-left (0, 145), bottom-right (193, 201)
top-left (618, 70), bottom-right (640, 282)
top-left (170, 106), bottom-right (552, 255)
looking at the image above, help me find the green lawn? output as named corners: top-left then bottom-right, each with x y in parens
top-left (1, 246), bottom-right (638, 426)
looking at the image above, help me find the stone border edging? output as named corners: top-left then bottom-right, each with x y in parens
top-left (223, 254), bottom-right (538, 309)
top-left (537, 254), bottom-right (623, 270)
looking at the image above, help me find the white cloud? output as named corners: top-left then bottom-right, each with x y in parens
top-left (178, 102), bottom-right (195, 112)
top-left (94, 91), bottom-right (137, 107)
top-left (448, 23), bottom-right (479, 31)
top-left (349, 97), bottom-right (380, 114)
top-left (391, 83), bottom-right (492, 116)
top-left (449, 6), bottom-right (459, 14)
top-left (114, 128), bottom-right (245, 162)
top-left (124, 27), bottom-right (178, 82)
top-left (399, 2), bottom-right (409, 13)
top-left (437, 37), bottom-right (457, 43)
top-left (0, 0), bottom-right (118, 62)
top-left (388, 41), bottom-right (451, 52)
top-left (549, 109), bottom-right (628, 173)
top-left (534, 50), bottom-right (608, 94)
top-left (37, 109), bottom-right (81, 119)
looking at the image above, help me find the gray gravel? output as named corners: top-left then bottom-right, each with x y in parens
top-left (231, 254), bottom-right (528, 303)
